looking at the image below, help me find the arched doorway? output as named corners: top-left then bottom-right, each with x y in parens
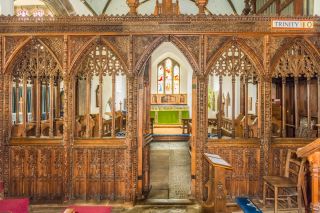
top-left (137, 41), bottom-right (195, 200)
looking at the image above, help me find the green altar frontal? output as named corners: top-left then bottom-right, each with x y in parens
top-left (150, 105), bottom-right (190, 125)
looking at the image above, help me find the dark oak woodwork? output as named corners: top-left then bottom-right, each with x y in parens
top-left (0, 15), bottom-right (318, 206)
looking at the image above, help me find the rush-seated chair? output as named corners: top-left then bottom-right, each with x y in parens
top-left (263, 150), bottom-right (307, 213)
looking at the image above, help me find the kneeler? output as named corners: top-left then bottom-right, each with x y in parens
top-left (236, 197), bottom-right (262, 213)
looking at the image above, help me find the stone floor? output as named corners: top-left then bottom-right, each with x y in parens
top-left (149, 142), bottom-right (191, 199)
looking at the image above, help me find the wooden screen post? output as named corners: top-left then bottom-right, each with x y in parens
top-left (22, 76), bottom-right (27, 137)
top-left (55, 79), bottom-right (60, 118)
top-left (282, 77), bottom-right (286, 137)
top-left (49, 76), bottom-right (54, 137)
top-left (85, 75), bottom-right (91, 138)
top-left (36, 78), bottom-right (41, 137)
top-left (218, 75), bottom-right (222, 139)
top-left (15, 80), bottom-right (19, 124)
top-left (231, 74), bottom-right (235, 138)
top-left (45, 81), bottom-right (49, 120)
top-left (244, 75), bottom-right (249, 138)
top-left (307, 77), bottom-right (311, 137)
top-left (32, 79), bottom-right (36, 122)
top-left (111, 74), bottom-right (116, 137)
top-left (257, 78), bottom-right (262, 138)
top-left (294, 77), bottom-right (299, 136)
top-left (99, 74), bottom-right (103, 138)
top-left (318, 77), bottom-right (320, 137)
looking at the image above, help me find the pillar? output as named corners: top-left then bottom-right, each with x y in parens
top-left (282, 77), bottom-right (286, 137)
top-left (307, 77), bottom-right (311, 137)
top-left (244, 75), bottom-right (249, 138)
top-left (98, 74), bottom-right (103, 138)
top-left (231, 74), bottom-right (235, 138)
top-left (218, 75), bottom-right (223, 139)
top-left (22, 76), bottom-right (27, 137)
top-left (49, 76), bottom-right (54, 137)
top-left (85, 74), bottom-right (91, 138)
top-left (294, 77), bottom-right (299, 136)
top-left (111, 73), bottom-right (116, 137)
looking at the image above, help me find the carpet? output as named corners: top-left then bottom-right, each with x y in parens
top-left (66, 205), bottom-right (111, 213)
top-left (236, 197), bottom-right (262, 213)
top-left (0, 198), bottom-right (29, 213)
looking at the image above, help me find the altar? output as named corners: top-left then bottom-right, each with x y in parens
top-left (150, 105), bottom-right (190, 125)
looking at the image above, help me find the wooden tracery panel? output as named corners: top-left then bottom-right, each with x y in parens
top-left (9, 145), bottom-right (64, 201)
top-left (272, 39), bottom-right (320, 138)
top-left (71, 148), bottom-right (126, 201)
top-left (10, 39), bottom-right (63, 138)
top-left (273, 40), bottom-right (318, 78)
top-left (208, 43), bottom-right (259, 139)
top-left (75, 44), bottom-right (127, 138)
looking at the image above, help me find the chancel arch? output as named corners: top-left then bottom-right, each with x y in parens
top-left (271, 38), bottom-right (320, 138)
top-left (72, 40), bottom-right (127, 138)
top-left (206, 41), bottom-right (261, 139)
top-left (7, 38), bottom-right (64, 138)
top-left (135, 35), bottom-right (200, 76)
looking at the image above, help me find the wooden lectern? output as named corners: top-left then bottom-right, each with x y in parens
top-left (203, 153), bottom-right (232, 213)
top-left (297, 138), bottom-right (320, 213)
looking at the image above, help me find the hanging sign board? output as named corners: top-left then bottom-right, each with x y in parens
top-left (271, 19), bottom-right (314, 29)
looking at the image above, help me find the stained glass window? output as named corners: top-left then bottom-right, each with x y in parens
top-left (157, 58), bottom-right (180, 94)
top-left (173, 65), bottom-right (180, 94)
top-left (157, 65), bottom-right (164, 94)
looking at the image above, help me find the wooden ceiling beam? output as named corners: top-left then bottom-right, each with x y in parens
top-left (139, 0), bottom-right (151, 5)
top-left (256, 0), bottom-right (276, 14)
top-left (102, 0), bottom-right (112, 14)
top-left (226, 0), bottom-right (238, 15)
top-left (279, 0), bottom-right (294, 13)
top-left (80, 0), bottom-right (98, 16)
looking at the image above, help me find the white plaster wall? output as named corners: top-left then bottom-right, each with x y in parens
top-left (0, 0), bottom-right (14, 15)
top-left (69, 0), bottom-right (92, 15)
top-left (208, 75), bottom-right (257, 119)
top-left (248, 82), bottom-right (257, 115)
top-left (78, 74), bottom-right (126, 117)
top-left (66, 0), bottom-right (245, 16)
top-left (314, 0), bottom-right (320, 15)
top-left (150, 42), bottom-right (193, 117)
top-left (115, 75), bottom-right (127, 111)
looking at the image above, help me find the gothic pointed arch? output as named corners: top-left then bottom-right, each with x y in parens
top-left (271, 38), bottom-right (320, 78)
top-left (206, 39), bottom-right (262, 77)
top-left (70, 36), bottom-right (128, 77)
top-left (134, 35), bottom-right (201, 76)
top-left (6, 38), bottom-right (62, 78)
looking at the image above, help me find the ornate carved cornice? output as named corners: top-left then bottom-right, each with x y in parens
top-left (0, 15), bottom-right (318, 34)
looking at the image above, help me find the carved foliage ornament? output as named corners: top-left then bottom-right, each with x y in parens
top-left (274, 41), bottom-right (317, 78)
top-left (209, 44), bottom-right (256, 77)
top-left (76, 44), bottom-right (125, 79)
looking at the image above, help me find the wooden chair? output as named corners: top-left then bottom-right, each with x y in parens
top-left (263, 150), bottom-right (307, 213)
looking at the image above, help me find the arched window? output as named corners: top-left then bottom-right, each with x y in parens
top-left (157, 58), bottom-right (180, 94)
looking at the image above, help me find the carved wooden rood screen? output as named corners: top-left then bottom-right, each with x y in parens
top-left (0, 16), bottom-right (319, 209)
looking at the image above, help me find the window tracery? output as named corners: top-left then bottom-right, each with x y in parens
top-left (157, 57), bottom-right (180, 94)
